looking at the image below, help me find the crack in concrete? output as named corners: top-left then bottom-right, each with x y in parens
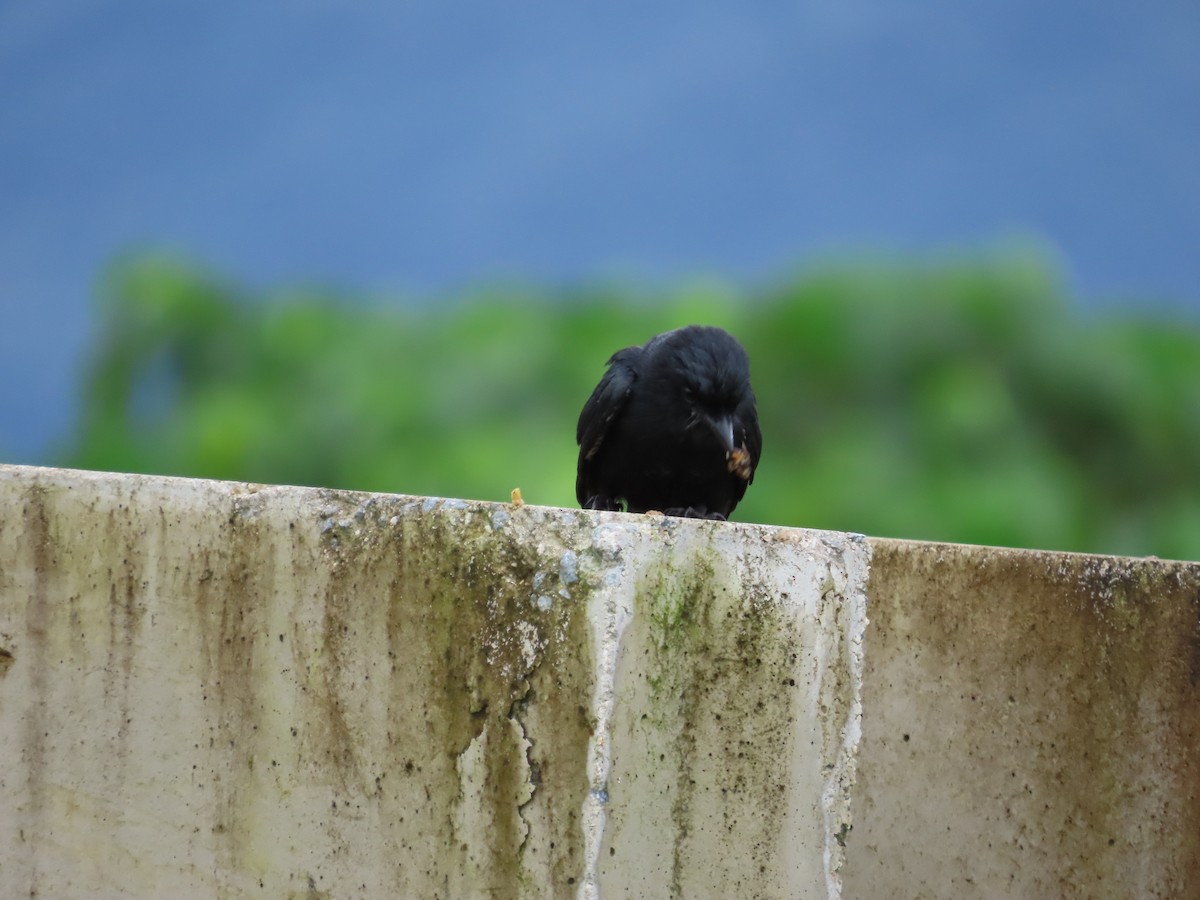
top-left (512, 707), bottom-right (536, 858)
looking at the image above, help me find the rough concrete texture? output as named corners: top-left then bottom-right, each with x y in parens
top-left (845, 540), bottom-right (1200, 898)
top-left (0, 465), bottom-right (868, 899)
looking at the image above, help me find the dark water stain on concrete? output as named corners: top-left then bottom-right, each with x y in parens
top-left (850, 540), bottom-right (1200, 898)
top-left (19, 483), bottom-right (53, 898)
top-left (313, 493), bottom-right (596, 897)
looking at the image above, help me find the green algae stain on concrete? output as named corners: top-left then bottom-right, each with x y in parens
top-left (311, 493), bottom-right (596, 898)
top-left (603, 523), bottom-right (812, 899)
top-left (1, 468), bottom-right (866, 898)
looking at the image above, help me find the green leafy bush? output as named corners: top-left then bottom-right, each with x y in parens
top-left (65, 254), bottom-right (1200, 560)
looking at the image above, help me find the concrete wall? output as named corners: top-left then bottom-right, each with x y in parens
top-left (0, 464), bottom-right (1196, 898)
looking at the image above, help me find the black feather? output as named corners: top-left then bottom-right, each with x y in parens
top-left (575, 325), bottom-right (762, 520)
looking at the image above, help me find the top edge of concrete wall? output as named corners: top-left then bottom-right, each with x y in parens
top-left (4, 462), bottom-right (1193, 565)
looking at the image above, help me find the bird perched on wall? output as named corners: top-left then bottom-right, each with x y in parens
top-left (576, 325), bottom-right (762, 520)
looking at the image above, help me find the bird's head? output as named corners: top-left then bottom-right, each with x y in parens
top-left (669, 327), bottom-right (757, 479)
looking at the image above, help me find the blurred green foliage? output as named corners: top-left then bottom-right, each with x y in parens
top-left (65, 254), bottom-right (1200, 560)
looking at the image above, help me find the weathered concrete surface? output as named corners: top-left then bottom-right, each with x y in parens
top-left (845, 540), bottom-right (1200, 898)
top-left (3, 464), bottom-right (1198, 898)
top-left (0, 465), bottom-right (867, 898)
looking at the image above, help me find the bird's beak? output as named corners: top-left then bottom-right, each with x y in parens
top-left (708, 415), bottom-right (736, 454)
top-left (711, 414), bottom-right (753, 480)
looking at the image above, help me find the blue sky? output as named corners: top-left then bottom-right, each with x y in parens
top-left (2, 1), bottom-right (1198, 462)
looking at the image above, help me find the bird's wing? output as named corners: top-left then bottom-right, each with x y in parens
top-left (576, 346), bottom-right (640, 504)
top-left (577, 347), bottom-right (640, 456)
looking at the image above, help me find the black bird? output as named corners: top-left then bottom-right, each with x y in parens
top-left (576, 325), bottom-right (762, 520)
